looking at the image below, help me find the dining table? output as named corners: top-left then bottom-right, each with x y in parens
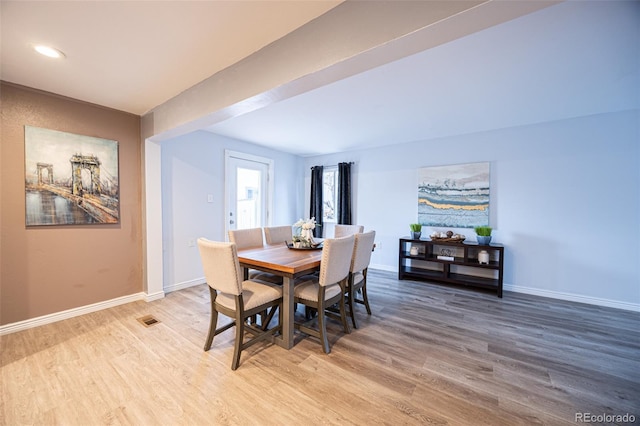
top-left (237, 242), bottom-right (323, 349)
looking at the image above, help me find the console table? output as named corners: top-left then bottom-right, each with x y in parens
top-left (398, 237), bottom-right (504, 297)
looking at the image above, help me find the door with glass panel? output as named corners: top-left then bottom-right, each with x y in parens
top-left (225, 151), bottom-right (272, 235)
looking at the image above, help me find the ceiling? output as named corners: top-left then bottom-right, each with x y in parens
top-left (4, 1), bottom-right (622, 157)
top-left (1, 1), bottom-right (342, 115)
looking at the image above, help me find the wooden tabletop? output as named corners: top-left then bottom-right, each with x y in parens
top-left (237, 243), bottom-right (322, 278)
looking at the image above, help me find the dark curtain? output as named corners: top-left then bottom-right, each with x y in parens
top-left (310, 166), bottom-right (323, 238)
top-left (337, 162), bottom-right (352, 225)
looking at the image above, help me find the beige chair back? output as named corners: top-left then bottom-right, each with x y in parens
top-left (228, 227), bottom-right (264, 249)
top-left (197, 238), bottom-right (242, 296)
top-left (351, 230), bottom-right (376, 273)
top-left (264, 225), bottom-right (293, 245)
top-left (334, 224), bottom-right (364, 238)
top-left (318, 235), bottom-right (356, 287)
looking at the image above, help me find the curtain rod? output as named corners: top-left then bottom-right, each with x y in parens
top-left (310, 161), bottom-right (354, 169)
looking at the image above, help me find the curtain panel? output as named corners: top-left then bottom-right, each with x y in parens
top-left (338, 162), bottom-right (352, 225)
top-left (310, 166), bottom-right (323, 238)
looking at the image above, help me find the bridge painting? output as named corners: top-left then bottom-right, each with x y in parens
top-left (25, 126), bottom-right (119, 226)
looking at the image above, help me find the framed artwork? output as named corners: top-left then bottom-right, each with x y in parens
top-left (418, 162), bottom-right (489, 228)
top-left (24, 126), bottom-right (119, 226)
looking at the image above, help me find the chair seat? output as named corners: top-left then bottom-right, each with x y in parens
top-left (294, 279), bottom-right (342, 302)
top-left (216, 280), bottom-right (282, 311)
top-left (249, 271), bottom-right (283, 285)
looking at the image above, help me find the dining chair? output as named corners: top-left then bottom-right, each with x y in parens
top-left (228, 227), bottom-right (264, 249)
top-left (197, 238), bottom-right (283, 370)
top-left (346, 230), bottom-right (376, 329)
top-left (293, 235), bottom-right (355, 354)
top-left (334, 224), bottom-right (364, 238)
top-left (229, 228), bottom-right (282, 285)
top-left (263, 225), bottom-right (293, 245)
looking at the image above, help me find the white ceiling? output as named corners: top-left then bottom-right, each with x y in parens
top-left (1, 0), bottom-right (341, 115)
top-left (3, 1), bottom-right (631, 157)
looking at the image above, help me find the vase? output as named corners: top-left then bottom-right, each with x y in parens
top-left (301, 229), bottom-right (313, 241)
top-left (476, 235), bottom-right (491, 245)
top-left (411, 231), bottom-right (421, 240)
top-left (478, 250), bottom-right (490, 264)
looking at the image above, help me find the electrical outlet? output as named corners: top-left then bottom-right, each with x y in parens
top-left (207, 194), bottom-right (213, 203)
top-left (375, 241), bottom-right (381, 250)
top-left (188, 238), bottom-right (195, 247)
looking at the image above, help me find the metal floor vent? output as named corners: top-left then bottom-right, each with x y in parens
top-left (137, 315), bottom-right (160, 327)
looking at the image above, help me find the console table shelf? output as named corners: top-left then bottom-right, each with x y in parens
top-left (398, 237), bottom-right (504, 297)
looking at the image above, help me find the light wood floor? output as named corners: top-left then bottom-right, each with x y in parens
top-left (2, 270), bottom-right (639, 425)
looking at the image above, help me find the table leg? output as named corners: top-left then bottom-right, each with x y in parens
top-left (275, 276), bottom-right (295, 349)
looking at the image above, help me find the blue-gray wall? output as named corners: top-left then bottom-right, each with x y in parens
top-left (304, 110), bottom-right (639, 310)
top-left (160, 132), bottom-right (303, 290)
top-left (160, 1), bottom-right (639, 310)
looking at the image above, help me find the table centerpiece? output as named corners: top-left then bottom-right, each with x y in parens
top-left (293, 217), bottom-right (319, 248)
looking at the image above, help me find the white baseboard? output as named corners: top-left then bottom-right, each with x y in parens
top-left (369, 266), bottom-right (640, 312)
top-left (145, 290), bottom-right (166, 302)
top-left (503, 283), bottom-right (640, 312)
top-left (0, 292), bottom-right (150, 336)
top-left (164, 277), bottom-right (206, 294)
top-left (370, 263), bottom-right (396, 273)
top-left (4, 270), bottom-right (636, 336)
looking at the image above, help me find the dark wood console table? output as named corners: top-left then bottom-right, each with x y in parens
top-left (398, 237), bottom-right (504, 297)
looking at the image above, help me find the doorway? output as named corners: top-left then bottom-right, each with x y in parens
top-left (225, 150), bottom-right (273, 238)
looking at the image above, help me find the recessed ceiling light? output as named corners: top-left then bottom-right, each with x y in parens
top-left (34, 45), bottom-right (65, 59)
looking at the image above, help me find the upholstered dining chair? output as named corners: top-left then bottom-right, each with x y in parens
top-left (293, 235), bottom-right (355, 354)
top-left (263, 225), bottom-right (293, 245)
top-left (228, 228), bottom-right (282, 285)
top-left (197, 238), bottom-right (282, 370)
top-left (334, 224), bottom-right (364, 238)
top-left (228, 227), bottom-right (264, 249)
top-left (346, 230), bottom-right (376, 329)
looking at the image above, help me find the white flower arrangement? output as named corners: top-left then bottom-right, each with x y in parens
top-left (293, 217), bottom-right (317, 231)
top-left (293, 217), bottom-right (318, 247)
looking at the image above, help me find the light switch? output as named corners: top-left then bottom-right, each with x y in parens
top-left (207, 194), bottom-right (213, 203)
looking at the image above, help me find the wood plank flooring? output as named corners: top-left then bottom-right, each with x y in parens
top-left (2, 270), bottom-right (639, 425)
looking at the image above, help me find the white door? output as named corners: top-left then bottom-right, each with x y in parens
top-left (225, 151), bottom-right (273, 237)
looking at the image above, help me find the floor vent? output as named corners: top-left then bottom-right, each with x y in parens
top-left (137, 315), bottom-right (160, 327)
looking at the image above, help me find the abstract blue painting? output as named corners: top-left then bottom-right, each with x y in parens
top-left (418, 162), bottom-right (490, 228)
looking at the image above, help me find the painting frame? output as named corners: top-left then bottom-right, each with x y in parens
top-left (24, 126), bottom-right (120, 226)
top-left (417, 162), bottom-right (490, 228)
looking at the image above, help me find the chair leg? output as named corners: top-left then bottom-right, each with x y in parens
top-left (348, 287), bottom-right (359, 329)
top-left (231, 313), bottom-right (244, 371)
top-left (203, 310), bottom-right (219, 351)
top-left (317, 304), bottom-right (331, 354)
top-left (339, 290), bottom-right (351, 334)
top-left (361, 282), bottom-right (371, 315)
top-left (204, 287), bottom-right (219, 351)
top-left (305, 306), bottom-right (317, 320)
top-left (260, 306), bottom-right (278, 331)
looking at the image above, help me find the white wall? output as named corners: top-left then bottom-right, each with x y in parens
top-left (160, 131), bottom-right (303, 291)
top-left (299, 1), bottom-right (640, 311)
top-left (303, 110), bottom-right (639, 310)
top-left (158, 1), bottom-right (639, 310)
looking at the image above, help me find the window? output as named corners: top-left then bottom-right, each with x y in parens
top-left (322, 166), bottom-right (338, 223)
